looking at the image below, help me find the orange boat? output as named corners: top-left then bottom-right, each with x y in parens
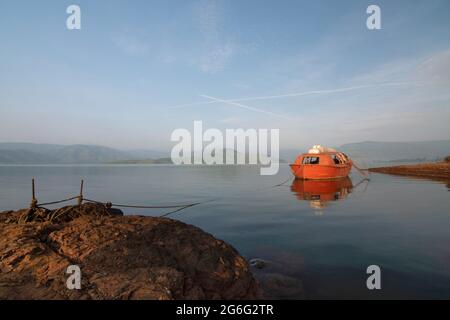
top-left (290, 145), bottom-right (353, 180)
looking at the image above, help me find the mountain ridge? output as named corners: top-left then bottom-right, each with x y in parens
top-left (0, 143), bottom-right (166, 164)
top-left (0, 141), bottom-right (449, 164)
top-left (339, 140), bottom-right (450, 163)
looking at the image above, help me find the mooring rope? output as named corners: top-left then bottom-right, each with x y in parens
top-left (353, 162), bottom-right (370, 178)
top-left (271, 177), bottom-right (292, 188)
top-left (83, 197), bottom-right (219, 217)
top-left (37, 196), bottom-right (80, 207)
top-left (160, 203), bottom-right (201, 217)
top-left (83, 198), bottom-right (201, 209)
top-left (353, 177), bottom-right (371, 190)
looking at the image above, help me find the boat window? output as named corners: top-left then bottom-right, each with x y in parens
top-left (336, 153), bottom-right (348, 164)
top-left (332, 155), bottom-right (341, 164)
top-left (303, 157), bottom-right (320, 164)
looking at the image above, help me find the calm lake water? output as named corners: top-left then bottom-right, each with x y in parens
top-left (0, 164), bottom-right (449, 299)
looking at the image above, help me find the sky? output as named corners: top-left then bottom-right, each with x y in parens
top-left (0, 0), bottom-right (449, 150)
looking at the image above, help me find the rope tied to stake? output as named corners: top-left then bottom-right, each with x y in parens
top-left (37, 196), bottom-right (80, 207)
top-left (21, 179), bottom-right (206, 222)
top-left (83, 198), bottom-right (202, 209)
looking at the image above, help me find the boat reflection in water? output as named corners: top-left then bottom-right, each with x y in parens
top-left (291, 177), bottom-right (353, 212)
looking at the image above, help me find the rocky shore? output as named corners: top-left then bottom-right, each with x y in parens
top-left (0, 203), bottom-right (261, 300)
top-left (369, 162), bottom-right (450, 180)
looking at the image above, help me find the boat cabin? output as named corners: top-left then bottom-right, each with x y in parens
top-left (290, 147), bottom-right (353, 180)
top-left (298, 152), bottom-right (350, 166)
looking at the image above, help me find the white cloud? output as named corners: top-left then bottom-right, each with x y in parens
top-left (416, 49), bottom-right (450, 85)
top-left (193, 0), bottom-right (236, 74)
top-left (349, 48), bottom-right (450, 87)
top-left (200, 94), bottom-right (289, 119)
top-left (199, 43), bottom-right (235, 73)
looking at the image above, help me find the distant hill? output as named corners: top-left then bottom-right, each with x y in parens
top-left (0, 149), bottom-right (58, 164)
top-left (339, 140), bottom-right (450, 165)
top-left (0, 143), bottom-right (284, 165)
top-left (0, 143), bottom-right (168, 164)
top-left (1, 141), bottom-right (449, 165)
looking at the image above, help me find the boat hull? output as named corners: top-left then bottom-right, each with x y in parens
top-left (290, 163), bottom-right (352, 180)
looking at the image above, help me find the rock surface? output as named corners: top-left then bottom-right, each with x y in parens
top-left (249, 250), bottom-right (305, 299)
top-left (0, 203), bottom-right (261, 300)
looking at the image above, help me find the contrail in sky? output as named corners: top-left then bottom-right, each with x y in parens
top-left (199, 94), bottom-right (290, 119)
top-left (227, 82), bottom-right (419, 102)
top-left (168, 82), bottom-right (419, 109)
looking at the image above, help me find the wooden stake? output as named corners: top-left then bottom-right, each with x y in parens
top-left (32, 178), bottom-right (35, 200)
top-left (78, 179), bottom-right (84, 206)
top-left (30, 178), bottom-right (37, 209)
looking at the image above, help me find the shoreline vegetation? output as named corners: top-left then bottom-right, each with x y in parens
top-left (0, 203), bottom-right (261, 300)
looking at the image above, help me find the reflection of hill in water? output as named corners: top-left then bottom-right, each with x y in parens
top-left (290, 177), bottom-right (353, 210)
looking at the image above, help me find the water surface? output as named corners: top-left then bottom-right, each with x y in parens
top-left (0, 164), bottom-right (449, 299)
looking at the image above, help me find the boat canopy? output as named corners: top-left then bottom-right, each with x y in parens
top-left (307, 145), bottom-right (337, 154)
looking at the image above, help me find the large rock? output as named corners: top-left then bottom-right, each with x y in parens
top-left (0, 203), bottom-right (261, 300)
